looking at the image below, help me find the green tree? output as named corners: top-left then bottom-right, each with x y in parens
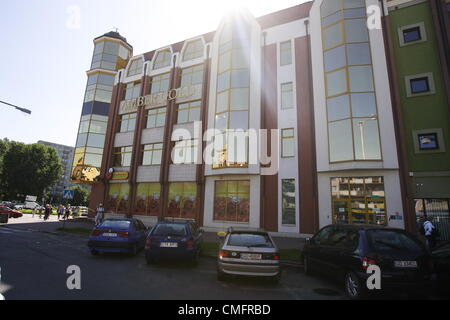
top-left (67, 185), bottom-right (90, 207)
top-left (0, 139), bottom-right (10, 199)
top-left (1, 141), bottom-right (62, 200)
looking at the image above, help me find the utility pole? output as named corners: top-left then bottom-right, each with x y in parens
top-left (0, 100), bottom-right (32, 115)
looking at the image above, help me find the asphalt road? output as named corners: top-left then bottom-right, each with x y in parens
top-left (0, 224), bottom-right (345, 300)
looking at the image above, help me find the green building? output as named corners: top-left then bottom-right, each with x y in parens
top-left (385, 0), bottom-right (450, 240)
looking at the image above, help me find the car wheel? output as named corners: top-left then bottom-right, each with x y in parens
top-left (344, 272), bottom-right (366, 300)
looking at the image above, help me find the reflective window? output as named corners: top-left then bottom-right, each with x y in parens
top-left (331, 177), bottom-right (386, 226)
top-left (153, 49), bottom-right (172, 70)
top-left (410, 77), bottom-right (430, 94)
top-left (146, 107), bottom-right (166, 128)
top-left (281, 128), bottom-right (295, 158)
top-left (180, 64), bottom-right (204, 87)
top-left (183, 39), bottom-right (204, 61)
top-left (124, 82), bottom-right (141, 101)
top-left (280, 41), bottom-right (292, 66)
top-left (177, 100), bottom-right (201, 123)
top-left (213, 180), bottom-right (250, 223)
top-left (172, 139), bottom-right (198, 164)
top-left (282, 179), bottom-right (296, 225)
top-left (281, 82), bottom-right (294, 109)
top-left (135, 183), bottom-right (161, 216)
top-left (142, 143), bottom-right (163, 165)
top-left (150, 73), bottom-right (170, 95)
top-left (321, 0), bottom-right (381, 163)
top-left (107, 183), bottom-right (130, 213)
top-left (84, 72), bottom-right (115, 103)
top-left (113, 146), bottom-right (133, 167)
top-left (167, 182), bottom-right (197, 219)
top-left (403, 26), bottom-right (421, 43)
top-left (127, 58), bottom-right (143, 77)
top-left (119, 113), bottom-right (137, 132)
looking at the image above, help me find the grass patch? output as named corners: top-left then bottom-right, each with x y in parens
top-left (200, 242), bottom-right (301, 261)
top-left (56, 227), bottom-right (92, 235)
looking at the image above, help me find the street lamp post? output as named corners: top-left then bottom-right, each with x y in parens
top-left (0, 100), bottom-right (32, 115)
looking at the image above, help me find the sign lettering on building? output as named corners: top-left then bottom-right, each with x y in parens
top-left (120, 85), bottom-right (197, 114)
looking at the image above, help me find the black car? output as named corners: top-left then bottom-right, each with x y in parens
top-left (303, 224), bottom-right (434, 299)
top-left (431, 242), bottom-right (450, 297)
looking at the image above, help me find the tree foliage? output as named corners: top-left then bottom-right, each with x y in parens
top-left (0, 140), bottom-right (62, 200)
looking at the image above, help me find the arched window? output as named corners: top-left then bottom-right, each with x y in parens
top-left (183, 39), bottom-right (204, 61)
top-left (153, 49), bottom-right (172, 70)
top-left (127, 58), bottom-right (143, 77)
top-left (321, 0), bottom-right (381, 162)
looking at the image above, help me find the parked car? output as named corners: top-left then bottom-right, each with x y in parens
top-left (87, 218), bottom-right (148, 256)
top-left (431, 242), bottom-right (450, 297)
top-left (216, 228), bottom-right (281, 283)
top-left (13, 203), bottom-right (24, 210)
top-left (0, 211), bottom-right (8, 224)
top-left (303, 224), bottom-right (434, 299)
top-left (145, 218), bottom-right (203, 264)
top-left (0, 202), bottom-right (14, 209)
top-left (0, 206), bottom-right (23, 219)
top-left (77, 206), bottom-right (89, 217)
top-left (24, 201), bottom-right (40, 210)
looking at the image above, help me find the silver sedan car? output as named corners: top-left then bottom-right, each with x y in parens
top-left (217, 228), bottom-right (281, 283)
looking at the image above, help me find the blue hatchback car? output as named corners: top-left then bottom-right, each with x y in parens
top-left (88, 218), bottom-right (149, 256)
top-left (145, 219), bottom-right (203, 264)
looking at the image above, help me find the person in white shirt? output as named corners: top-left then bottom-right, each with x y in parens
top-left (95, 203), bottom-right (105, 226)
top-left (423, 217), bottom-right (437, 249)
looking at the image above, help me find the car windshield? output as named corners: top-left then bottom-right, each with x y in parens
top-left (367, 230), bottom-right (423, 253)
top-left (152, 224), bottom-right (187, 237)
top-left (99, 220), bottom-right (131, 229)
top-left (227, 233), bottom-right (274, 248)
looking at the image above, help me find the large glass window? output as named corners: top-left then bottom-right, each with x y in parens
top-left (113, 146), bottom-right (133, 167)
top-left (127, 58), bottom-right (143, 77)
top-left (280, 41), bottom-right (292, 66)
top-left (150, 73), bottom-right (170, 95)
top-left (142, 143), bottom-right (163, 166)
top-left (153, 49), bottom-right (172, 70)
top-left (84, 72), bottom-right (115, 103)
top-left (135, 183), bottom-right (161, 216)
top-left (124, 82), bottom-right (141, 101)
top-left (119, 113), bottom-right (137, 133)
top-left (146, 107), bottom-right (166, 128)
top-left (172, 139), bottom-right (198, 164)
top-left (281, 128), bottom-right (295, 158)
top-left (213, 180), bottom-right (250, 223)
top-left (183, 39), bottom-right (204, 61)
top-left (167, 182), bottom-right (197, 219)
top-left (331, 177), bottom-right (386, 225)
top-left (281, 82), bottom-right (294, 109)
top-left (107, 183), bottom-right (130, 213)
top-left (177, 100), bottom-right (201, 123)
top-left (282, 179), bottom-right (296, 225)
top-left (180, 64), bottom-right (204, 87)
top-left (321, 0), bottom-right (381, 163)
top-left (214, 20), bottom-right (251, 169)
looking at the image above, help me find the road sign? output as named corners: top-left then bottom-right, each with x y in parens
top-left (63, 190), bottom-right (74, 200)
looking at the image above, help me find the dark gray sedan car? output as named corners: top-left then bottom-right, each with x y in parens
top-left (217, 228), bottom-right (281, 283)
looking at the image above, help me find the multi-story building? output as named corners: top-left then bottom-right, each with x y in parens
top-left (38, 140), bottom-right (75, 200)
top-left (71, 0), bottom-right (450, 237)
top-left (383, 0), bottom-right (450, 240)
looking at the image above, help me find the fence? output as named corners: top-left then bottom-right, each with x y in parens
top-left (414, 198), bottom-right (450, 242)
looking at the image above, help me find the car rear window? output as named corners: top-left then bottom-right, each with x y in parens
top-left (152, 224), bottom-right (187, 236)
top-left (367, 230), bottom-right (424, 253)
top-left (227, 233), bottom-right (274, 248)
top-left (99, 220), bottom-right (131, 229)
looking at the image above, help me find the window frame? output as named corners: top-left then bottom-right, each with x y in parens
top-left (398, 22), bottom-right (427, 47)
top-left (141, 143), bottom-right (163, 166)
top-left (405, 73), bottom-right (436, 97)
top-left (281, 128), bottom-right (295, 158)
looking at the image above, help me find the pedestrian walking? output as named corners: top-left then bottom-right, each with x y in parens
top-left (423, 217), bottom-right (438, 249)
top-left (32, 206), bottom-right (37, 218)
top-left (39, 206), bottom-right (43, 219)
top-left (95, 203), bottom-right (105, 226)
top-left (57, 205), bottom-right (64, 220)
top-left (64, 205), bottom-right (71, 220)
top-left (44, 205), bottom-right (51, 221)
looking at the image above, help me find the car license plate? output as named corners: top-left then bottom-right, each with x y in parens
top-left (160, 242), bottom-right (178, 248)
top-left (241, 253), bottom-right (262, 260)
top-left (394, 261), bottom-right (418, 268)
top-left (103, 233), bottom-right (117, 237)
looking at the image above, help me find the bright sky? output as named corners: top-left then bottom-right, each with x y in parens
top-left (0, 0), bottom-right (308, 147)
